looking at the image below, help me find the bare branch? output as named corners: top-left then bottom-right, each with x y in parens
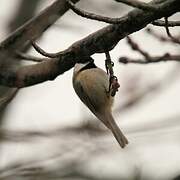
top-left (146, 27), bottom-right (180, 44)
top-left (115, 64), bottom-right (180, 113)
top-left (119, 53), bottom-right (180, 64)
top-left (31, 41), bottom-right (63, 58)
top-left (0, 0), bottom-right (179, 87)
top-left (0, 0), bottom-right (80, 53)
top-left (8, 0), bottom-right (42, 32)
top-left (164, 17), bottom-right (180, 44)
top-left (119, 35), bottom-right (180, 64)
top-left (66, 0), bottom-right (122, 24)
top-left (152, 20), bottom-right (180, 27)
top-left (126, 36), bottom-right (150, 59)
top-left (146, 27), bottom-right (172, 42)
top-left (66, 0), bottom-right (171, 24)
top-left (115, 0), bottom-right (158, 11)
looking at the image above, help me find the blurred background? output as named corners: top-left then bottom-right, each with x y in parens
top-left (0, 0), bottom-right (180, 179)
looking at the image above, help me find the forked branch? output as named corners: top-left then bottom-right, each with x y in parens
top-left (0, 0), bottom-right (179, 87)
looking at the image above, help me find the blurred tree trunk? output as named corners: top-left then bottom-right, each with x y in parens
top-left (0, 0), bottom-right (41, 126)
top-left (8, 0), bottom-right (42, 32)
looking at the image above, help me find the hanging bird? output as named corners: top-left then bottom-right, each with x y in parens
top-left (72, 59), bottom-right (128, 148)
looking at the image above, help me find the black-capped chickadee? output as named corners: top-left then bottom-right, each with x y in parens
top-left (72, 59), bottom-right (128, 148)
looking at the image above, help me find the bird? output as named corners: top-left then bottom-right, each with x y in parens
top-left (72, 59), bottom-right (128, 148)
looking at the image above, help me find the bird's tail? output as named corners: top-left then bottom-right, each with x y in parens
top-left (100, 112), bottom-right (128, 148)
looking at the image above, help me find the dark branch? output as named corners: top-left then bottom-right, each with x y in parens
top-left (122, 36), bottom-right (178, 64)
top-left (66, 0), bottom-right (123, 24)
top-left (31, 41), bottom-right (63, 58)
top-left (120, 32), bottom-right (180, 64)
top-left (146, 28), bottom-right (180, 44)
top-left (115, 0), bottom-right (158, 11)
top-left (119, 53), bottom-right (180, 64)
top-left (126, 36), bottom-right (150, 59)
top-left (152, 20), bottom-right (180, 27)
top-left (66, 0), bottom-right (165, 25)
top-left (0, 0), bottom-right (180, 87)
top-left (164, 17), bottom-right (180, 44)
top-left (0, 0), bottom-right (80, 52)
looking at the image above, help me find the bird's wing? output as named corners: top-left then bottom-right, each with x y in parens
top-left (73, 80), bottom-right (99, 114)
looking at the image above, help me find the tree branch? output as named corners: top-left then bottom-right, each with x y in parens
top-left (152, 20), bottom-right (180, 27)
top-left (164, 17), bottom-right (180, 44)
top-left (0, 0), bottom-right (179, 87)
top-left (66, 0), bottom-right (166, 24)
top-left (0, 0), bottom-right (80, 53)
top-left (114, 0), bottom-right (158, 11)
top-left (119, 53), bottom-right (180, 64)
top-left (119, 33), bottom-right (180, 64)
top-left (146, 27), bottom-right (180, 44)
top-left (126, 36), bottom-right (151, 59)
top-left (31, 41), bottom-right (63, 58)
top-left (66, 0), bottom-right (124, 24)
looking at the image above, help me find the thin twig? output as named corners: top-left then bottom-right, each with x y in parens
top-left (119, 53), bottom-right (180, 64)
top-left (115, 64), bottom-right (180, 113)
top-left (31, 41), bottom-right (64, 58)
top-left (146, 28), bottom-right (175, 43)
top-left (66, 0), bottom-right (123, 24)
top-left (126, 36), bottom-right (151, 59)
top-left (120, 35), bottom-right (180, 64)
top-left (146, 27), bottom-right (180, 45)
top-left (164, 17), bottom-right (173, 37)
top-left (115, 0), bottom-right (158, 11)
top-left (0, 0), bottom-right (80, 52)
top-left (0, 0), bottom-right (179, 87)
top-left (67, 0), bottom-right (161, 25)
top-left (152, 20), bottom-right (180, 27)
top-left (164, 17), bottom-right (180, 44)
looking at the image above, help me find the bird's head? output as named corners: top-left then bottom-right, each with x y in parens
top-left (73, 58), bottom-right (96, 75)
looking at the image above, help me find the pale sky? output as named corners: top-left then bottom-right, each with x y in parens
top-left (0, 1), bottom-right (180, 179)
